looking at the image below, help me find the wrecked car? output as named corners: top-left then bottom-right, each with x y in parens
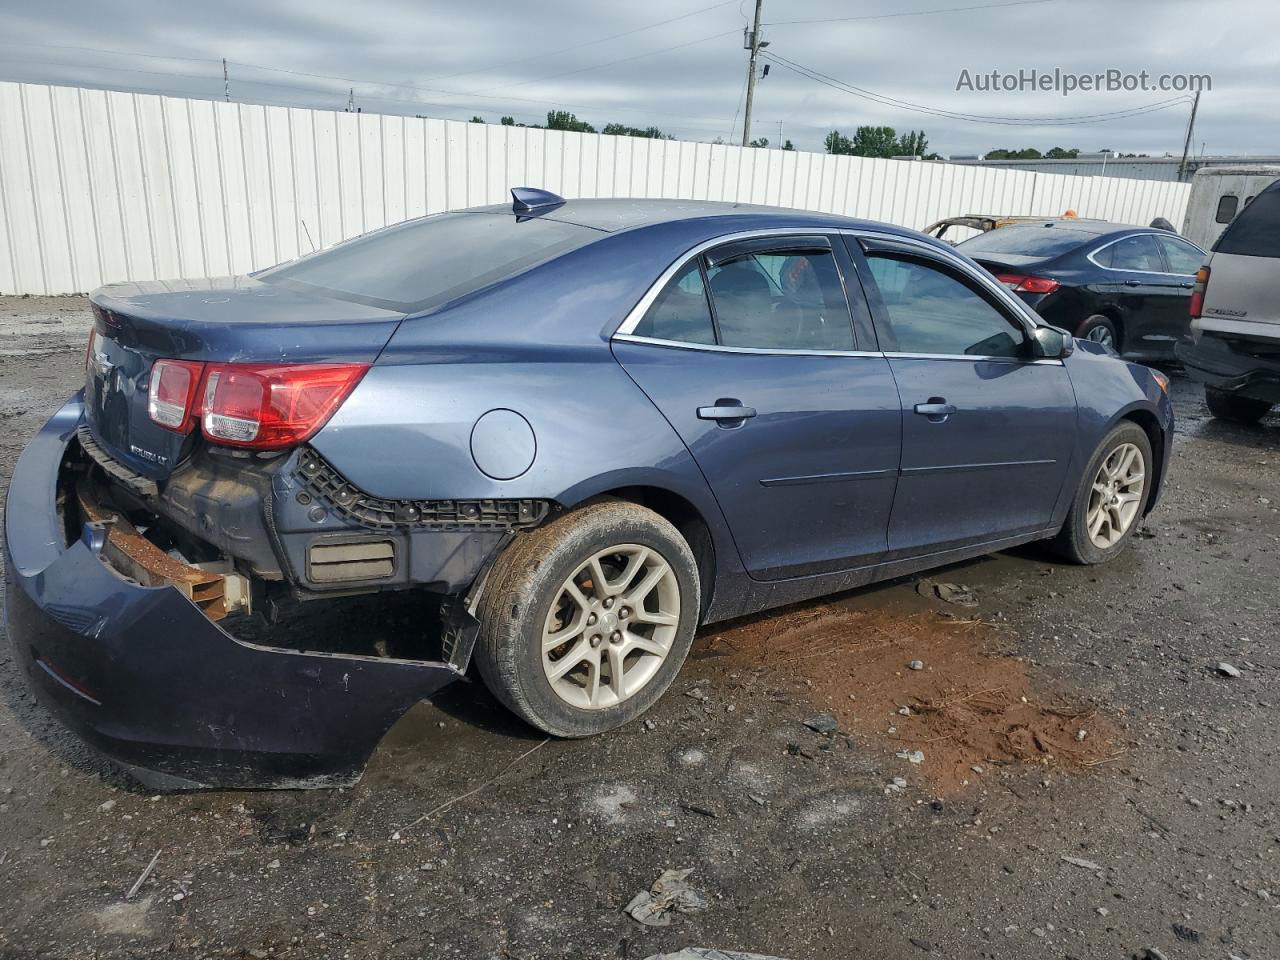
top-left (4, 189), bottom-right (1173, 788)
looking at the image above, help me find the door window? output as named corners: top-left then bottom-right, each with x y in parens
top-left (1105, 234), bottom-right (1164, 272)
top-left (1155, 235), bottom-right (1205, 275)
top-left (631, 260), bottom-right (717, 344)
top-left (706, 249), bottom-right (855, 351)
top-left (1215, 195), bottom-right (1239, 224)
top-left (864, 255), bottom-right (1027, 358)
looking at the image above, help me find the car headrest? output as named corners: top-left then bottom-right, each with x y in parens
top-left (710, 263), bottom-right (771, 302)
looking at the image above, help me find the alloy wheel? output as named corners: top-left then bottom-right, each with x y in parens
top-left (541, 544), bottom-right (681, 710)
top-left (1085, 325), bottom-right (1114, 346)
top-left (1086, 442), bottom-right (1146, 548)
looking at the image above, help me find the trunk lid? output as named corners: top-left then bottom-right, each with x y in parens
top-left (85, 276), bottom-right (404, 482)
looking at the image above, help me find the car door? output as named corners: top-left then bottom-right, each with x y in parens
top-left (849, 236), bottom-right (1077, 557)
top-left (1091, 233), bottom-right (1177, 354)
top-left (612, 233), bottom-right (901, 581)
top-left (1150, 234), bottom-right (1207, 344)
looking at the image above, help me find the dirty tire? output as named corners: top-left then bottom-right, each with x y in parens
top-left (474, 500), bottom-right (700, 737)
top-left (1205, 387), bottom-right (1271, 424)
top-left (1051, 421), bottom-right (1153, 564)
top-left (1077, 314), bottom-right (1119, 350)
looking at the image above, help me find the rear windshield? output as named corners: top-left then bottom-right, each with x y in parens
top-left (258, 212), bottom-right (600, 311)
top-left (1214, 186), bottom-right (1280, 258)
top-left (956, 224), bottom-right (1096, 258)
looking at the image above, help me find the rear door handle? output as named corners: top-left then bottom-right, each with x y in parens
top-left (1122, 279), bottom-right (1143, 287)
top-left (914, 399), bottom-right (957, 422)
top-left (697, 403), bottom-right (756, 422)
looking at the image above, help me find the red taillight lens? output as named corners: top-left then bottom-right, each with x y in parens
top-left (201, 363), bottom-right (369, 449)
top-left (995, 273), bottom-right (1059, 295)
top-left (148, 359), bottom-right (205, 430)
top-left (1016, 276), bottom-right (1060, 295)
top-left (1190, 265), bottom-right (1210, 319)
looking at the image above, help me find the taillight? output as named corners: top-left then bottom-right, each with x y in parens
top-left (201, 363), bottom-right (368, 449)
top-left (148, 359), bottom-right (205, 430)
top-left (1190, 264), bottom-right (1210, 319)
top-left (994, 274), bottom-right (1060, 295)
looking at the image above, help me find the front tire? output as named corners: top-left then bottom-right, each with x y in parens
top-left (1205, 387), bottom-right (1271, 424)
top-left (1052, 422), bottom-right (1153, 564)
top-left (474, 500), bottom-right (700, 737)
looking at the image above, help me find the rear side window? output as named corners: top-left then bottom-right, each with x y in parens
top-left (1215, 195), bottom-right (1239, 224)
top-left (956, 225), bottom-right (1095, 258)
top-left (631, 261), bottom-right (716, 344)
top-left (865, 255), bottom-right (1026, 358)
top-left (1155, 236), bottom-right (1204, 275)
top-left (1215, 187), bottom-right (1280, 258)
top-left (1105, 234), bottom-right (1164, 272)
top-left (258, 212), bottom-right (599, 311)
top-left (707, 250), bottom-right (854, 351)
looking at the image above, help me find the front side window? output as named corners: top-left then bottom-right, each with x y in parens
top-left (706, 249), bottom-right (854, 351)
top-left (1155, 235), bottom-right (1205, 275)
top-left (631, 260), bottom-right (716, 344)
top-left (1105, 234), bottom-right (1164, 272)
top-left (865, 255), bottom-right (1026, 358)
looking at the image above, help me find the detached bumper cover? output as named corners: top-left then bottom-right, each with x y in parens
top-left (3, 396), bottom-right (460, 789)
top-left (1177, 335), bottom-right (1280, 403)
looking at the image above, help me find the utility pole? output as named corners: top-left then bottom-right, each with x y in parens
top-left (1177, 89), bottom-right (1201, 181)
top-left (222, 58), bottom-right (230, 101)
top-left (347, 87), bottom-right (355, 112)
top-left (741, 0), bottom-right (765, 147)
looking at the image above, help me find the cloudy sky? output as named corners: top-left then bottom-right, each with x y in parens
top-left (0, 0), bottom-right (1274, 158)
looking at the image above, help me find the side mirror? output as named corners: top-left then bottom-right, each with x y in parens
top-left (1029, 324), bottom-right (1074, 359)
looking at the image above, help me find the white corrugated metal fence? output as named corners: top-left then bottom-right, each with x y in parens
top-left (0, 81), bottom-right (1193, 296)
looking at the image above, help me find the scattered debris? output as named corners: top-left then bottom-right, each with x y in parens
top-left (917, 580), bottom-right (978, 606)
top-left (1171, 923), bottom-right (1201, 943)
top-left (801, 714), bottom-right (838, 735)
top-left (641, 949), bottom-right (792, 960)
top-left (1216, 662), bottom-right (1242, 678)
top-left (1075, 729), bottom-right (1088, 742)
top-left (908, 660), bottom-right (925, 671)
top-left (126, 849), bottom-right (162, 901)
top-left (685, 688), bottom-right (709, 702)
top-left (896, 750), bottom-right (925, 765)
top-left (1061, 855), bottom-right (1103, 871)
top-left (885, 777), bottom-right (909, 795)
top-left (98, 799), bottom-right (117, 813)
top-left (625, 869), bottom-right (708, 927)
top-left (680, 803), bottom-right (717, 819)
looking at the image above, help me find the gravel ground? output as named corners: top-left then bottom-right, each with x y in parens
top-left (1, 295), bottom-right (1278, 959)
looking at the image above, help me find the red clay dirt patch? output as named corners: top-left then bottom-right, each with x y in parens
top-left (700, 603), bottom-right (1124, 794)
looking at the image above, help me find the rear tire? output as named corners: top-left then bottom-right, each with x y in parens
top-left (474, 500), bottom-right (700, 737)
top-left (1052, 422), bottom-right (1153, 565)
top-left (1205, 387), bottom-right (1271, 424)
top-left (1077, 314), bottom-right (1120, 350)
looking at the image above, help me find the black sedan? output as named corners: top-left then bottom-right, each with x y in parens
top-left (955, 221), bottom-right (1207, 359)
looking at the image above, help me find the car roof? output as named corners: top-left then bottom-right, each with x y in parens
top-left (471, 196), bottom-right (920, 238)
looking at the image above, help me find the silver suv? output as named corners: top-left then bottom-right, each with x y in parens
top-left (1179, 178), bottom-right (1280, 423)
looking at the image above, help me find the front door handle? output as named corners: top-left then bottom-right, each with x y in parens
top-left (697, 402), bottom-right (757, 422)
top-left (1122, 279), bottom-right (1143, 287)
top-left (914, 399), bottom-right (957, 422)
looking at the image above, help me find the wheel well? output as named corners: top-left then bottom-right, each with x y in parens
top-left (1086, 307), bottom-right (1124, 348)
top-left (1120, 409), bottom-right (1164, 513)
top-left (600, 485), bottom-right (716, 613)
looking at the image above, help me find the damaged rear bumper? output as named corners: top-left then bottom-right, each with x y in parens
top-left (3, 395), bottom-right (461, 789)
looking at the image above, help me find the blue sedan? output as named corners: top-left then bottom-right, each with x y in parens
top-left (4, 188), bottom-right (1173, 788)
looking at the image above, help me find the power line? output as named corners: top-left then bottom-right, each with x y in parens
top-left (412, 0), bottom-right (740, 85)
top-left (763, 0), bottom-right (1054, 26)
top-left (0, 56), bottom-right (773, 132)
top-left (761, 51), bottom-right (1194, 126)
